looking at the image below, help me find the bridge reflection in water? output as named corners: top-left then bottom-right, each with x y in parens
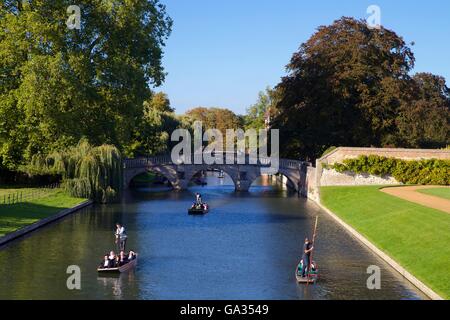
top-left (0, 172), bottom-right (426, 300)
top-left (123, 153), bottom-right (310, 193)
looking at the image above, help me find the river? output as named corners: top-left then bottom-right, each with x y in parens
top-left (0, 173), bottom-right (426, 300)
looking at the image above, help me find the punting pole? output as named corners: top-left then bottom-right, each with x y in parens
top-left (307, 216), bottom-right (319, 285)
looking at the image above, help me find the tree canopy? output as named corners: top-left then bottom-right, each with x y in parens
top-left (244, 87), bottom-right (277, 130)
top-left (185, 107), bottom-right (243, 136)
top-left (127, 93), bottom-right (180, 157)
top-left (271, 17), bottom-right (449, 160)
top-left (0, 0), bottom-right (172, 170)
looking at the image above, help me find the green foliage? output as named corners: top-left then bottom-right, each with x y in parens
top-left (0, 0), bottom-right (172, 170)
top-left (126, 93), bottom-right (181, 157)
top-left (244, 87), bottom-right (277, 130)
top-left (185, 107), bottom-right (243, 136)
top-left (271, 17), bottom-right (450, 160)
top-left (25, 140), bottom-right (123, 203)
top-left (332, 155), bottom-right (450, 185)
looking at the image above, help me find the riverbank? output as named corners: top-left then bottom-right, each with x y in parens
top-left (0, 189), bottom-right (87, 238)
top-left (320, 186), bottom-right (450, 300)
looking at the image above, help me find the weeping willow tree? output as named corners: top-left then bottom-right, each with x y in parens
top-left (26, 140), bottom-right (123, 203)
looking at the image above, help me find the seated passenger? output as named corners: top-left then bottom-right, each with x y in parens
top-left (100, 255), bottom-right (112, 269)
top-left (118, 251), bottom-right (128, 266)
top-left (107, 251), bottom-right (118, 267)
top-left (108, 251), bottom-right (116, 261)
top-left (114, 255), bottom-right (120, 268)
top-left (128, 250), bottom-right (136, 260)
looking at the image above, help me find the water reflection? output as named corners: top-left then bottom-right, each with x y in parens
top-left (97, 271), bottom-right (138, 300)
top-left (0, 172), bottom-right (427, 300)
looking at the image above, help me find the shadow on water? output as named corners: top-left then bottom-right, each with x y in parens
top-left (0, 172), bottom-right (427, 300)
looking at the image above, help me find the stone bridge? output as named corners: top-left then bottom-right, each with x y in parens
top-left (123, 154), bottom-right (311, 193)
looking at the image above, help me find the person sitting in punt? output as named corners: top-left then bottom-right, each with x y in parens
top-left (100, 255), bottom-right (113, 269)
top-left (128, 250), bottom-right (137, 260)
top-left (118, 251), bottom-right (129, 266)
top-left (108, 251), bottom-right (118, 267)
top-left (108, 251), bottom-right (116, 261)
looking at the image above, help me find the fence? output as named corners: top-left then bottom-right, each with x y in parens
top-left (0, 183), bottom-right (60, 206)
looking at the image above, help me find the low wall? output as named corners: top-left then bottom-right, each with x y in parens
top-left (312, 147), bottom-right (450, 202)
top-left (300, 166), bottom-right (319, 202)
top-left (320, 147), bottom-right (450, 165)
top-left (320, 169), bottom-right (398, 186)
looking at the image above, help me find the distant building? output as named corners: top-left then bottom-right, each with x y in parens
top-left (264, 109), bottom-right (271, 129)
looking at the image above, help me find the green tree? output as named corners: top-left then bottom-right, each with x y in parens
top-left (127, 93), bottom-right (180, 156)
top-left (395, 73), bottom-right (450, 148)
top-left (185, 107), bottom-right (243, 136)
top-left (27, 139), bottom-right (123, 203)
top-left (145, 92), bottom-right (174, 113)
top-left (244, 87), bottom-right (277, 130)
top-left (272, 17), bottom-right (417, 159)
top-left (0, 0), bottom-right (172, 170)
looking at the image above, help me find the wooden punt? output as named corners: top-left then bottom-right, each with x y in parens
top-left (188, 206), bottom-right (209, 215)
top-left (97, 256), bottom-right (138, 274)
top-left (295, 261), bottom-right (318, 284)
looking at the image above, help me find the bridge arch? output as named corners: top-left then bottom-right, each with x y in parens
top-left (182, 164), bottom-right (242, 191)
top-left (246, 169), bottom-right (300, 192)
top-left (124, 164), bottom-right (181, 190)
top-left (123, 155), bottom-right (307, 193)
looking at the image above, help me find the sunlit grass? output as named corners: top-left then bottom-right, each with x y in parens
top-left (0, 189), bottom-right (86, 237)
top-left (321, 186), bottom-right (450, 299)
top-left (417, 188), bottom-right (450, 201)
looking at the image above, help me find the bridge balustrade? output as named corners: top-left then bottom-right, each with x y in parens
top-left (124, 154), bottom-right (305, 170)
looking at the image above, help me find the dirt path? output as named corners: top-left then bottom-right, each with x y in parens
top-left (381, 186), bottom-right (450, 214)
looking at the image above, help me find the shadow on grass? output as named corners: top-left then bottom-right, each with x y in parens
top-left (0, 202), bottom-right (69, 237)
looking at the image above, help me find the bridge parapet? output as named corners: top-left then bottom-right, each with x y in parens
top-left (124, 154), bottom-right (303, 170)
top-left (123, 154), bottom-right (310, 193)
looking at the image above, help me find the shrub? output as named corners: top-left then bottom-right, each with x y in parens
top-left (27, 139), bottom-right (123, 203)
top-left (332, 156), bottom-right (450, 185)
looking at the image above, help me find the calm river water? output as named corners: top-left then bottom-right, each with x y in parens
top-left (0, 173), bottom-right (426, 300)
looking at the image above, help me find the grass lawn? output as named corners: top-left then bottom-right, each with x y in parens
top-left (0, 189), bottom-right (86, 237)
top-left (0, 187), bottom-right (45, 197)
top-left (417, 188), bottom-right (450, 201)
top-left (321, 186), bottom-right (450, 299)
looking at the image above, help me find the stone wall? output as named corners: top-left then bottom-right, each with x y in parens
top-left (319, 147), bottom-right (450, 165)
top-left (320, 169), bottom-right (398, 186)
top-left (299, 165), bottom-right (319, 202)
top-left (310, 147), bottom-right (450, 204)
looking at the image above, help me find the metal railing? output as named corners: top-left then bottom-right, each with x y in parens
top-left (0, 183), bottom-right (60, 206)
top-left (124, 154), bottom-right (305, 170)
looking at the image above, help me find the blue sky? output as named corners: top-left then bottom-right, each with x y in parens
top-left (158, 0), bottom-right (450, 114)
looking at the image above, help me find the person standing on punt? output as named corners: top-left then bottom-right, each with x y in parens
top-left (300, 237), bottom-right (314, 278)
top-left (115, 223), bottom-right (128, 252)
top-left (195, 193), bottom-right (202, 205)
